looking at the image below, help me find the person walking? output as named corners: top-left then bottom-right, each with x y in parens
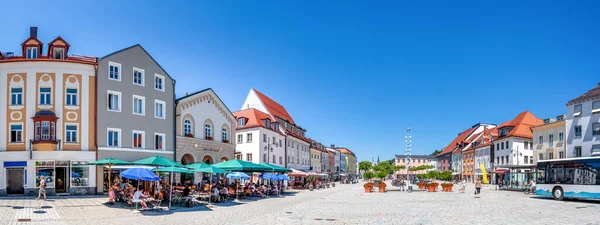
top-left (475, 177), bottom-right (482, 198)
top-left (36, 175), bottom-right (47, 201)
top-left (461, 179), bottom-right (466, 193)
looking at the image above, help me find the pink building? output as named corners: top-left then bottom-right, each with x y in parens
top-left (394, 154), bottom-right (436, 177)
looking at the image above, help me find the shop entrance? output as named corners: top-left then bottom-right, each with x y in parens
top-left (55, 167), bottom-right (68, 193)
top-left (6, 168), bottom-right (25, 194)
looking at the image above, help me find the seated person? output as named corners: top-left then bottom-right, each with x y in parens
top-left (272, 184), bottom-right (278, 194)
top-left (211, 186), bottom-right (220, 202)
top-left (220, 186), bottom-right (229, 199)
top-left (183, 185), bottom-right (191, 197)
top-left (133, 189), bottom-right (149, 209)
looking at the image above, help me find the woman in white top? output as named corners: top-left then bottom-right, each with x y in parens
top-left (211, 186), bottom-right (220, 202)
top-left (133, 190), bottom-right (149, 209)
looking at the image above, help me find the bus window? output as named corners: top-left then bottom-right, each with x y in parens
top-left (537, 167), bottom-right (546, 184)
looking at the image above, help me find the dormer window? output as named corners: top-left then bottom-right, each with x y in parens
top-left (264, 119), bottom-right (271, 128)
top-left (273, 123), bottom-right (279, 132)
top-left (53, 47), bottom-right (65, 59)
top-left (26, 47), bottom-right (38, 59)
top-left (237, 118), bottom-right (246, 127)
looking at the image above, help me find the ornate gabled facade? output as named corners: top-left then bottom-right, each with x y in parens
top-left (175, 88), bottom-right (236, 183)
top-left (0, 27), bottom-right (97, 196)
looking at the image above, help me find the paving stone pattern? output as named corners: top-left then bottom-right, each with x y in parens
top-left (1, 182), bottom-right (599, 225)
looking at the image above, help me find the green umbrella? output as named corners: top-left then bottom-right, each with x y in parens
top-left (153, 166), bottom-right (193, 173)
top-left (259, 163), bottom-right (292, 173)
top-left (87, 157), bottom-right (131, 199)
top-left (133, 155), bottom-right (184, 167)
top-left (191, 165), bottom-right (228, 174)
top-left (212, 159), bottom-right (271, 172)
top-left (184, 162), bottom-right (210, 170)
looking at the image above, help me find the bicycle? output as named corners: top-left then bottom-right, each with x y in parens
top-left (524, 185), bottom-right (535, 195)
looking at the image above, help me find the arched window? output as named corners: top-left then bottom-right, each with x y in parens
top-left (222, 128), bottom-right (228, 141)
top-left (184, 119), bottom-right (192, 137)
top-left (205, 124), bottom-right (212, 139)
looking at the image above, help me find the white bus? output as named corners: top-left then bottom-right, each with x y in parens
top-left (536, 157), bottom-right (600, 201)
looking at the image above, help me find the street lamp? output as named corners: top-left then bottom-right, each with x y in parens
top-left (264, 137), bottom-right (273, 164)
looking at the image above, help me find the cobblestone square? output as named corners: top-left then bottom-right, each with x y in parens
top-left (1, 182), bottom-right (599, 225)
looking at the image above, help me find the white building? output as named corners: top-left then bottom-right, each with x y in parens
top-left (565, 83), bottom-right (600, 158)
top-left (474, 128), bottom-right (497, 180)
top-left (492, 111), bottom-right (543, 170)
top-left (233, 108), bottom-right (286, 167)
top-left (239, 89), bottom-right (310, 170)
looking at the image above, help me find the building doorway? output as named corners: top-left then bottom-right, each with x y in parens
top-left (6, 168), bottom-right (25, 194)
top-left (55, 167), bottom-right (68, 193)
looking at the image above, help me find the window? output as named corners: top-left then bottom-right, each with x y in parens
top-left (41, 121), bottom-right (51, 140)
top-left (154, 74), bottom-right (165, 91)
top-left (222, 128), bottom-right (228, 141)
top-left (574, 146), bottom-right (582, 157)
top-left (574, 104), bottom-right (582, 117)
top-left (107, 91), bottom-right (121, 112)
top-left (71, 161), bottom-right (89, 187)
top-left (183, 119), bottom-right (192, 136)
top-left (274, 123), bottom-right (279, 131)
top-left (539, 153), bottom-right (543, 160)
top-left (593, 145), bottom-right (600, 155)
top-left (237, 134), bottom-right (244, 144)
top-left (593, 100), bottom-right (600, 113)
top-left (524, 141), bottom-right (528, 150)
top-left (154, 100), bottom-right (166, 119)
top-left (9, 124), bottom-right (22, 143)
top-left (204, 124), bottom-right (211, 139)
top-left (39, 87), bottom-right (51, 105)
top-left (246, 153), bottom-right (252, 162)
top-left (133, 95), bottom-right (145, 115)
top-left (530, 142), bottom-right (533, 150)
top-left (505, 141), bottom-right (509, 149)
top-left (66, 88), bottom-right (77, 106)
top-left (263, 154), bottom-right (267, 162)
top-left (53, 47), bottom-right (64, 59)
top-left (273, 155), bottom-right (276, 163)
top-left (575, 125), bottom-right (582, 138)
top-left (559, 151), bottom-right (565, 159)
top-left (593, 123), bottom-right (600, 136)
top-left (133, 68), bottom-right (144, 86)
top-left (548, 152), bottom-right (553, 160)
top-left (548, 134), bottom-right (554, 144)
top-left (108, 62), bottom-right (121, 81)
top-left (107, 128), bottom-right (120, 147)
top-left (65, 125), bottom-right (77, 143)
top-left (559, 132), bottom-right (564, 142)
top-left (279, 156), bottom-right (283, 164)
top-left (501, 142), bottom-right (504, 149)
top-left (496, 157), bottom-right (499, 164)
top-left (279, 139), bottom-right (282, 147)
top-left (238, 118), bottom-right (245, 127)
top-left (263, 134), bottom-right (267, 143)
top-left (26, 47), bottom-right (38, 59)
top-left (132, 131), bottom-right (144, 149)
top-left (154, 133), bottom-right (165, 150)
top-left (265, 120), bottom-right (271, 128)
top-left (10, 88), bottom-right (23, 105)
top-left (247, 133), bottom-right (253, 143)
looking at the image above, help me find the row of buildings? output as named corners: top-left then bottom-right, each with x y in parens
top-left (429, 82), bottom-right (600, 187)
top-left (0, 27), bottom-right (357, 196)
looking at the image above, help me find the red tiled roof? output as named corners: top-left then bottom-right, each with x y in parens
top-left (233, 108), bottom-right (275, 130)
top-left (286, 129), bottom-right (309, 143)
top-left (566, 83), bottom-right (600, 105)
top-left (439, 127), bottom-right (477, 156)
top-left (253, 89), bottom-right (296, 125)
top-left (496, 111), bottom-right (543, 140)
top-left (336, 148), bottom-right (355, 157)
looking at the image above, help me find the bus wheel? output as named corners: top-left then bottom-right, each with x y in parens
top-left (553, 187), bottom-right (564, 201)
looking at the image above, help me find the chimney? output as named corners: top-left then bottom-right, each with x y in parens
top-left (330, 144), bottom-right (335, 149)
top-left (30, 27), bottom-right (38, 39)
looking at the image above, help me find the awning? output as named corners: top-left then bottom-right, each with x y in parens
top-left (104, 165), bottom-right (154, 170)
top-left (288, 168), bottom-right (308, 177)
top-left (491, 169), bottom-right (507, 174)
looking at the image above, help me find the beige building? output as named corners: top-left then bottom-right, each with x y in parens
top-left (337, 148), bottom-right (357, 177)
top-left (532, 115), bottom-right (567, 164)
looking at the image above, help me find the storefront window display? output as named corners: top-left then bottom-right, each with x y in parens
top-left (71, 161), bottom-right (89, 187)
top-left (36, 160), bottom-right (55, 188)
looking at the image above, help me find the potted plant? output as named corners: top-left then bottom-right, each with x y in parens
top-left (185, 133), bottom-right (194, 138)
top-left (363, 182), bottom-right (374, 192)
top-left (375, 171), bottom-right (387, 192)
top-left (363, 172), bottom-right (375, 192)
top-left (427, 182), bottom-right (439, 192)
top-left (205, 136), bottom-right (213, 140)
top-left (223, 139), bottom-right (229, 143)
top-left (441, 183), bottom-right (453, 192)
top-left (439, 171), bottom-right (453, 192)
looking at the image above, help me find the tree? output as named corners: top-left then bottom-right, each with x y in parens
top-left (364, 171), bottom-right (375, 179)
top-left (375, 171), bottom-right (387, 179)
top-left (359, 161), bottom-right (372, 171)
top-left (431, 149), bottom-right (442, 156)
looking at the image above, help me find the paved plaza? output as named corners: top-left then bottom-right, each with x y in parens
top-left (1, 182), bottom-right (599, 225)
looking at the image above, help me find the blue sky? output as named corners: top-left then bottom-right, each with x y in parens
top-left (2, 1), bottom-right (600, 162)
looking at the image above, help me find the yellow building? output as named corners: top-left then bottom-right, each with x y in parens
top-left (337, 148), bottom-right (357, 177)
top-left (531, 115), bottom-right (567, 164)
top-left (0, 27), bottom-right (97, 196)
